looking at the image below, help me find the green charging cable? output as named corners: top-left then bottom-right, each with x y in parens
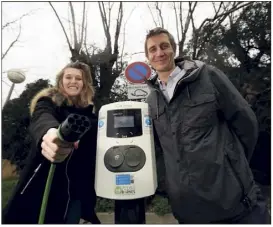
top-left (37, 114), bottom-right (90, 224)
top-left (38, 164), bottom-right (56, 224)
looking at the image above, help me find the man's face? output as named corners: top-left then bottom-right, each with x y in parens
top-left (146, 33), bottom-right (175, 72)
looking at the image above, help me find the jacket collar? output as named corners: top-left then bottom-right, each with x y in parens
top-left (146, 57), bottom-right (205, 89)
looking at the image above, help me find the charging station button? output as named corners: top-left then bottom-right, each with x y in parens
top-left (125, 148), bottom-right (142, 167)
top-left (106, 149), bottom-right (124, 168)
top-left (104, 145), bottom-right (146, 172)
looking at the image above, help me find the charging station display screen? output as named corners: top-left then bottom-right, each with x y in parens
top-left (107, 109), bottom-right (142, 138)
top-left (114, 116), bottom-right (134, 128)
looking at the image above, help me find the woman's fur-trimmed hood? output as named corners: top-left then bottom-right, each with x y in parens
top-left (29, 87), bottom-right (68, 116)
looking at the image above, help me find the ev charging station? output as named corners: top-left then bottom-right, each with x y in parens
top-left (95, 62), bottom-right (156, 224)
top-left (95, 101), bottom-right (157, 200)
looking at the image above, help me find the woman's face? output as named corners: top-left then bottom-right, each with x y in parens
top-left (62, 68), bottom-right (84, 97)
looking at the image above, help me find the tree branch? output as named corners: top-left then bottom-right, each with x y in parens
top-left (179, 2), bottom-right (197, 56)
top-left (131, 51), bottom-right (145, 55)
top-left (69, 2), bottom-right (78, 50)
top-left (98, 2), bottom-right (107, 34)
top-left (79, 2), bottom-right (86, 49)
top-left (173, 2), bottom-right (180, 41)
top-left (198, 2), bottom-right (251, 32)
top-left (67, 5), bottom-right (73, 46)
top-left (2, 23), bottom-right (21, 60)
top-left (222, 2), bottom-right (234, 26)
top-left (113, 2), bottom-right (123, 55)
top-left (120, 6), bottom-right (136, 61)
top-left (212, 2), bottom-right (217, 14)
top-left (98, 2), bottom-right (112, 52)
top-left (147, 3), bottom-right (158, 27)
top-left (2, 9), bottom-right (38, 30)
top-left (108, 2), bottom-right (115, 30)
top-left (179, 2), bottom-right (183, 34)
top-left (155, 2), bottom-right (164, 28)
top-left (49, 2), bottom-right (73, 51)
top-left (215, 2), bottom-right (223, 16)
top-left (83, 6), bottom-right (89, 57)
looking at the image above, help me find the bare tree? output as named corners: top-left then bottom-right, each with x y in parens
top-left (189, 1), bottom-right (252, 59)
top-left (147, 2), bottom-right (252, 58)
top-left (120, 5), bottom-right (137, 71)
top-left (172, 2), bottom-right (198, 56)
top-left (147, 2), bottom-right (164, 28)
top-left (49, 2), bottom-right (124, 111)
top-left (2, 24), bottom-right (21, 60)
top-left (2, 10), bottom-right (37, 60)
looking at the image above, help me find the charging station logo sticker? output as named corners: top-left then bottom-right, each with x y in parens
top-left (144, 116), bottom-right (151, 127)
top-left (98, 120), bottom-right (104, 128)
top-left (115, 174), bottom-right (135, 195)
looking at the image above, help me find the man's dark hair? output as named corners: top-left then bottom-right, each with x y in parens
top-left (144, 27), bottom-right (176, 57)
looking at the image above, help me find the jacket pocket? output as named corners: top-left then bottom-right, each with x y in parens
top-left (223, 148), bottom-right (244, 202)
top-left (184, 94), bottom-right (217, 127)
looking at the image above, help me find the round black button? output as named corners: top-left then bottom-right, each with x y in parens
top-left (107, 150), bottom-right (124, 168)
top-left (125, 148), bottom-right (141, 167)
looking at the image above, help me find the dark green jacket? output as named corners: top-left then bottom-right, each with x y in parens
top-left (146, 59), bottom-right (259, 223)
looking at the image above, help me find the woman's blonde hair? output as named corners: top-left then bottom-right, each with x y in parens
top-left (56, 61), bottom-right (95, 107)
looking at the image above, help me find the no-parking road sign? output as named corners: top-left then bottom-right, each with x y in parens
top-left (124, 62), bottom-right (152, 99)
top-left (124, 62), bottom-right (151, 84)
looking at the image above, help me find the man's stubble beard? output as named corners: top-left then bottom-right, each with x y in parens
top-left (157, 60), bottom-right (175, 73)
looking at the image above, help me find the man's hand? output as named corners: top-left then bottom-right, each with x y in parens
top-left (41, 128), bottom-right (74, 163)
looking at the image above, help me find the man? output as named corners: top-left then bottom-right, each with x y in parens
top-left (145, 27), bottom-right (270, 224)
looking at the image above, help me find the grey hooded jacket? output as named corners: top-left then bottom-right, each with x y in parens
top-left (146, 59), bottom-right (259, 223)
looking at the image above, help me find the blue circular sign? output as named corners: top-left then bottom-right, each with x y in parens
top-left (98, 120), bottom-right (104, 128)
top-left (145, 118), bottom-right (151, 126)
top-left (125, 62), bottom-right (151, 84)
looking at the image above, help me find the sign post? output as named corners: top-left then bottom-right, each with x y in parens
top-left (114, 62), bottom-right (152, 224)
top-left (124, 62), bottom-right (152, 100)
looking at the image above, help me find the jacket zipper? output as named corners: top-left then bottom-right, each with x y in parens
top-left (225, 152), bottom-right (253, 209)
top-left (20, 163), bottom-right (42, 194)
top-left (171, 68), bottom-right (198, 102)
top-left (63, 149), bottom-right (74, 220)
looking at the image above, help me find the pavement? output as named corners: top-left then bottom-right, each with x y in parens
top-left (80, 185), bottom-right (270, 224)
top-left (80, 213), bottom-right (178, 224)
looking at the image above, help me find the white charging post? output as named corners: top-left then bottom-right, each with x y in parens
top-left (95, 62), bottom-right (156, 224)
top-left (95, 101), bottom-right (157, 200)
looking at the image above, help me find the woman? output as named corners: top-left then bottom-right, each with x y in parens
top-left (3, 61), bottom-right (100, 224)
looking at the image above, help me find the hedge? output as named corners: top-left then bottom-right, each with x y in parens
top-left (2, 178), bottom-right (172, 216)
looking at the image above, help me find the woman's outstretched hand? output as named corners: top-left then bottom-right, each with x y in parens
top-left (41, 128), bottom-right (74, 163)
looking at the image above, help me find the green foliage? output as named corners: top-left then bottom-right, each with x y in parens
top-left (94, 196), bottom-right (172, 216)
top-left (95, 198), bottom-right (114, 212)
top-left (149, 195), bottom-right (172, 216)
top-left (95, 195), bottom-right (172, 216)
top-left (2, 179), bottom-right (172, 216)
top-left (2, 79), bottom-right (51, 171)
top-left (2, 178), bottom-right (18, 208)
top-left (187, 2), bottom-right (271, 184)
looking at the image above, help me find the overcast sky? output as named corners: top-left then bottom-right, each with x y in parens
top-left (2, 1), bottom-right (215, 104)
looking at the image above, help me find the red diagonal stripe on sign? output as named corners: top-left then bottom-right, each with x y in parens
top-left (131, 67), bottom-right (147, 80)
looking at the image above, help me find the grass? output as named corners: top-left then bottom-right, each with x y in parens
top-left (2, 177), bottom-right (18, 208)
top-left (1, 177), bottom-right (172, 216)
top-left (2, 177), bottom-right (271, 217)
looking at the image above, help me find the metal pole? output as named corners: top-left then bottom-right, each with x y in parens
top-left (114, 198), bottom-right (146, 224)
top-left (4, 82), bottom-right (15, 106)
